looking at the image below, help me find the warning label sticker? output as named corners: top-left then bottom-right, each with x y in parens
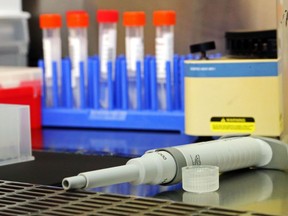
top-left (210, 117), bottom-right (255, 133)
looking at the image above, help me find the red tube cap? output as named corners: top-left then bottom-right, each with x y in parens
top-left (97, 10), bottom-right (119, 23)
top-left (66, 10), bottom-right (89, 28)
top-left (153, 10), bottom-right (176, 26)
top-left (123, 11), bottom-right (145, 26)
top-left (40, 14), bottom-right (62, 29)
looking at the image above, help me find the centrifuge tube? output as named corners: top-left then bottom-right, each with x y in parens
top-left (96, 10), bottom-right (118, 109)
top-left (123, 11), bottom-right (145, 109)
top-left (39, 14), bottom-right (62, 107)
top-left (66, 10), bottom-right (89, 108)
top-left (153, 10), bottom-right (176, 110)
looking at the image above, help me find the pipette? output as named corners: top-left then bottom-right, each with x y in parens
top-left (62, 135), bottom-right (288, 190)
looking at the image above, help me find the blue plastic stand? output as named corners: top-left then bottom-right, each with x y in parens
top-left (40, 55), bottom-right (186, 132)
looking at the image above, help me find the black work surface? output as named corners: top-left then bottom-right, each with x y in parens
top-left (0, 150), bottom-right (130, 187)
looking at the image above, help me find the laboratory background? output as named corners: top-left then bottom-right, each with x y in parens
top-left (1, 0), bottom-right (288, 216)
top-left (25, 0), bottom-right (277, 65)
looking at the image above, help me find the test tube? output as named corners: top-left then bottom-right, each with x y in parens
top-left (123, 11), bottom-right (145, 109)
top-left (66, 10), bottom-right (89, 108)
top-left (153, 10), bottom-right (176, 110)
top-left (96, 10), bottom-right (119, 109)
top-left (39, 14), bottom-right (62, 107)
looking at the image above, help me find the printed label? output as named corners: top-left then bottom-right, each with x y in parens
top-left (126, 37), bottom-right (143, 73)
top-left (155, 33), bottom-right (173, 78)
top-left (43, 39), bottom-right (52, 78)
top-left (89, 110), bottom-right (127, 121)
top-left (43, 37), bottom-right (61, 83)
top-left (210, 117), bottom-right (255, 133)
top-left (100, 29), bottom-right (116, 74)
top-left (69, 37), bottom-right (81, 77)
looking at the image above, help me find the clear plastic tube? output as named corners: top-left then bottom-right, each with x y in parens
top-left (67, 11), bottom-right (89, 108)
top-left (123, 12), bottom-right (145, 109)
top-left (40, 14), bottom-right (62, 107)
top-left (153, 11), bottom-right (176, 110)
top-left (97, 10), bottom-right (118, 109)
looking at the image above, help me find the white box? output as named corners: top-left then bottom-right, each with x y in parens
top-left (0, 12), bottom-right (30, 66)
top-left (0, 0), bottom-right (22, 13)
top-left (0, 104), bottom-right (34, 166)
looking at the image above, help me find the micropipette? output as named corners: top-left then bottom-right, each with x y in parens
top-left (62, 135), bottom-right (288, 190)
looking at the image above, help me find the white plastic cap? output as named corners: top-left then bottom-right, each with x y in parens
top-left (182, 165), bottom-right (219, 193)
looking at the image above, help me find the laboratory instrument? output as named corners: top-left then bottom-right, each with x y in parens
top-left (153, 10), bottom-right (176, 110)
top-left (184, 59), bottom-right (281, 136)
top-left (66, 10), bottom-right (89, 108)
top-left (123, 11), bottom-right (145, 109)
top-left (39, 14), bottom-right (62, 107)
top-left (97, 10), bottom-right (118, 109)
top-left (62, 135), bottom-right (288, 190)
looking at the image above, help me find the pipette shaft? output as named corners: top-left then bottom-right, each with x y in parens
top-left (62, 136), bottom-right (288, 190)
top-left (63, 165), bottom-right (139, 189)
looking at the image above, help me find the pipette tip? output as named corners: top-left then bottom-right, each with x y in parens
top-left (62, 175), bottom-right (86, 190)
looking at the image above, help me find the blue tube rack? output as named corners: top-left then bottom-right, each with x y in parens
top-left (39, 55), bottom-right (186, 132)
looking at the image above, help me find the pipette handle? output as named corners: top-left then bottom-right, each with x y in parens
top-left (160, 136), bottom-right (288, 185)
top-left (62, 136), bottom-right (288, 190)
top-left (177, 137), bottom-right (272, 170)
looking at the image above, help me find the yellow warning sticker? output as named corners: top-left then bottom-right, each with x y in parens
top-left (210, 117), bottom-right (255, 133)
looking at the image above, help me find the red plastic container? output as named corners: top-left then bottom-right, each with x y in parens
top-left (0, 67), bottom-right (42, 129)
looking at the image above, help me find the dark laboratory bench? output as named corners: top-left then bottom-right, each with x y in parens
top-left (0, 150), bottom-right (130, 187)
top-left (0, 150), bottom-right (288, 215)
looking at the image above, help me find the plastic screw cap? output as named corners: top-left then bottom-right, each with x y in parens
top-left (66, 11), bottom-right (89, 28)
top-left (153, 10), bottom-right (176, 26)
top-left (97, 10), bottom-right (119, 23)
top-left (40, 14), bottom-right (62, 29)
top-left (182, 165), bottom-right (219, 193)
top-left (123, 11), bottom-right (145, 26)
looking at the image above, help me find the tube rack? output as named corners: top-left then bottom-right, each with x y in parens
top-left (39, 55), bottom-right (186, 132)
